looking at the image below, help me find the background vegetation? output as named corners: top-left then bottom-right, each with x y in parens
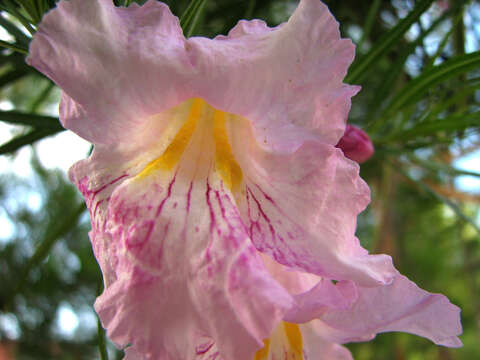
top-left (0, 0), bottom-right (479, 359)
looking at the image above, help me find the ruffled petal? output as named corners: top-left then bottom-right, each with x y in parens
top-left (29, 0), bottom-right (463, 356)
top-left (28, 0), bottom-right (192, 144)
top-left (69, 99), bottom-right (211, 286)
top-left (29, 0), bottom-right (357, 151)
top-left (284, 279), bottom-right (357, 323)
top-left (69, 151), bottom-right (131, 287)
top-left (261, 253), bottom-right (358, 324)
top-left (186, 0), bottom-right (359, 149)
top-left (84, 103), bottom-right (295, 359)
top-left (228, 117), bottom-right (396, 287)
top-left (67, 99), bottom-right (295, 359)
top-left (319, 275), bottom-right (463, 347)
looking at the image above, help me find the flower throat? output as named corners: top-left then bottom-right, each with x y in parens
top-left (136, 98), bottom-right (243, 192)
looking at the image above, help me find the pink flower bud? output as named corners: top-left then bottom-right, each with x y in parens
top-left (437, 0), bottom-right (450, 12)
top-left (336, 124), bottom-right (374, 163)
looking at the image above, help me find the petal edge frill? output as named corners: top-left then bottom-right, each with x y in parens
top-left (319, 275), bottom-right (463, 347)
top-left (186, 0), bottom-right (359, 150)
top-left (28, 0), bottom-right (192, 144)
top-left (229, 116), bottom-right (397, 286)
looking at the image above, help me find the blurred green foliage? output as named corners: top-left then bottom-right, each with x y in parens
top-left (0, 0), bottom-right (479, 359)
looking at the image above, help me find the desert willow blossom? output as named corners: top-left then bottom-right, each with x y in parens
top-left (27, 0), bottom-right (462, 359)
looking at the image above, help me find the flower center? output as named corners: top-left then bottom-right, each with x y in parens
top-left (136, 98), bottom-right (243, 192)
top-left (254, 322), bottom-right (304, 360)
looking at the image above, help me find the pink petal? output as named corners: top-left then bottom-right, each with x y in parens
top-left (94, 168), bottom-right (293, 359)
top-left (285, 279), bottom-right (358, 323)
top-left (68, 151), bottom-right (131, 287)
top-left (185, 0), bottom-right (359, 149)
top-left (29, 0), bottom-right (358, 152)
top-left (261, 254), bottom-right (358, 324)
top-left (229, 118), bottom-right (397, 286)
top-left (28, 0), bottom-right (192, 144)
top-left (320, 275), bottom-right (463, 347)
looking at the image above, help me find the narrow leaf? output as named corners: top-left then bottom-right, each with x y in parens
top-left (393, 162), bottom-right (480, 235)
top-left (408, 154), bottom-right (480, 178)
top-left (346, 0), bottom-right (435, 84)
top-left (97, 315), bottom-right (109, 360)
top-left (29, 81), bottom-right (55, 112)
top-left (97, 279), bottom-right (109, 360)
top-left (0, 16), bottom-right (31, 45)
top-left (0, 111), bottom-right (63, 129)
top-left (383, 51), bottom-right (480, 117)
top-left (180, 0), bottom-right (207, 36)
top-left (424, 81), bottom-right (480, 122)
top-left (382, 112), bottom-right (480, 141)
top-left (0, 39), bottom-right (28, 54)
top-left (1, 0), bottom-right (36, 34)
top-left (366, 6), bottom-right (457, 122)
top-left (10, 203), bottom-right (86, 302)
top-left (0, 127), bottom-right (63, 155)
top-left (0, 68), bottom-right (32, 87)
top-left (357, 0), bottom-right (381, 52)
top-left (424, 12), bottom-right (463, 69)
top-left (185, 0), bottom-right (206, 37)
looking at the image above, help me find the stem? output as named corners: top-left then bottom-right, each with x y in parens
top-left (0, 40), bottom-right (28, 54)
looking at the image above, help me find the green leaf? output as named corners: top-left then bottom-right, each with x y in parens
top-left (424, 11), bottom-right (463, 70)
top-left (28, 81), bottom-right (55, 113)
top-left (0, 67), bottom-right (32, 87)
top-left (180, 0), bottom-right (208, 37)
top-left (8, 202), bottom-right (86, 306)
top-left (384, 51), bottom-right (480, 116)
top-left (357, 0), bottom-right (381, 53)
top-left (346, 0), bottom-right (435, 84)
top-left (381, 111), bottom-right (480, 142)
top-left (16, 0), bottom-right (42, 24)
top-left (423, 80), bottom-right (480, 122)
top-left (97, 316), bottom-right (109, 360)
top-left (0, 16), bottom-right (31, 46)
top-left (392, 162), bottom-right (480, 235)
top-left (0, 0), bottom-right (36, 34)
top-left (0, 127), bottom-right (63, 155)
top-left (366, 6), bottom-right (457, 122)
top-left (407, 154), bottom-right (480, 178)
top-left (0, 39), bottom-right (28, 54)
top-left (0, 111), bottom-right (63, 129)
top-left (97, 280), bottom-right (109, 360)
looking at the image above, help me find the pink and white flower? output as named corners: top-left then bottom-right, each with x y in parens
top-left (27, 0), bottom-right (462, 359)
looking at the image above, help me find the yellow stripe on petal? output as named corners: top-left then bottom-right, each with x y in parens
top-left (284, 322), bottom-right (303, 358)
top-left (253, 322), bottom-right (304, 360)
top-left (253, 339), bottom-right (270, 360)
top-left (136, 98), bottom-right (203, 179)
top-left (213, 109), bottom-right (243, 192)
top-left (135, 98), bottom-right (243, 191)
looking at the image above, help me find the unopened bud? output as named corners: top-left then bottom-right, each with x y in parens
top-left (336, 124), bottom-right (374, 163)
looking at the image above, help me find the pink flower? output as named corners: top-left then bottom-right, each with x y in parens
top-left (336, 124), bottom-right (374, 163)
top-left (27, 0), bottom-right (462, 359)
